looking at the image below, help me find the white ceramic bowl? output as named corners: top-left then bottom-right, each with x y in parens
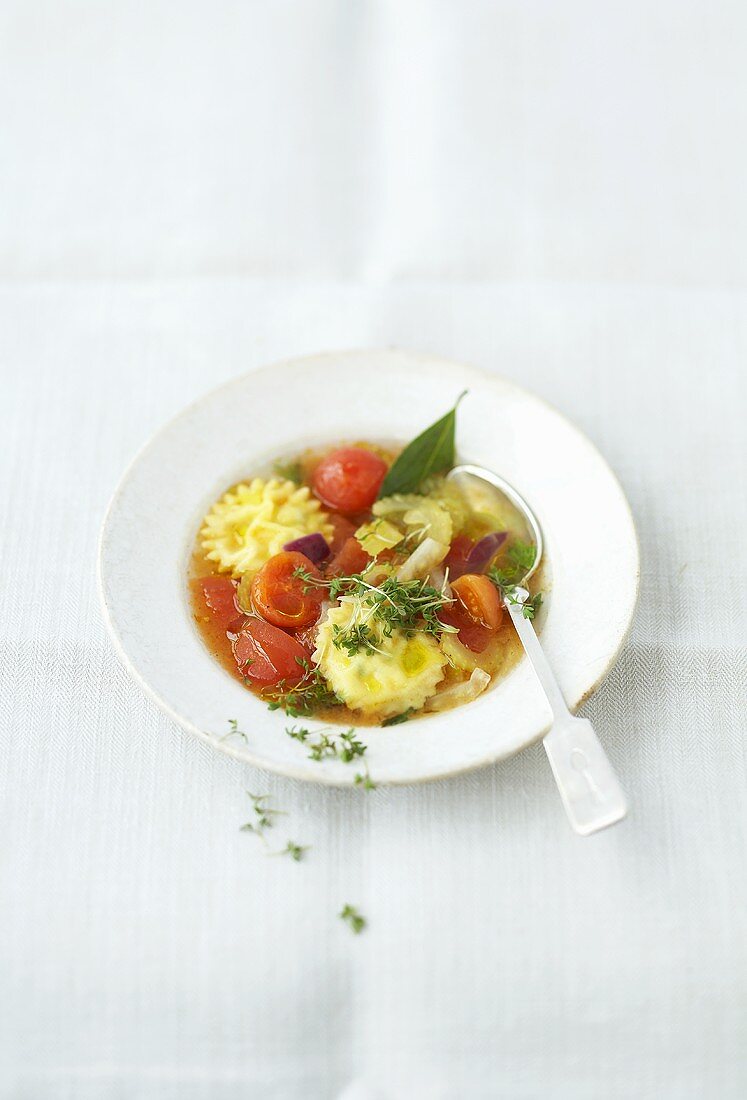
top-left (98, 350), bottom-right (639, 785)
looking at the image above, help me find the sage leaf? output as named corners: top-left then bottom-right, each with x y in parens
top-left (378, 391), bottom-right (467, 497)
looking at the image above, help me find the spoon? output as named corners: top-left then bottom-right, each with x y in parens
top-left (447, 464), bottom-right (628, 835)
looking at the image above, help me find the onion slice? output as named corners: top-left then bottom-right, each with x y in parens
top-left (282, 532), bottom-right (331, 564)
top-left (465, 531), bottom-right (508, 573)
top-left (396, 537), bottom-right (449, 582)
top-left (426, 668), bottom-right (491, 712)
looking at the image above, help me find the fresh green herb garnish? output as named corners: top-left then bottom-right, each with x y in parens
top-left (280, 840), bottom-right (309, 862)
top-left (507, 589), bottom-right (542, 620)
top-left (382, 707), bottom-right (416, 726)
top-left (378, 392), bottom-right (467, 497)
top-left (339, 904), bottom-right (366, 934)
top-left (332, 622), bottom-right (382, 657)
top-left (240, 791), bottom-right (286, 833)
top-left (266, 659), bottom-right (341, 717)
top-left (220, 718), bottom-right (248, 743)
top-left (240, 793), bottom-right (310, 861)
top-left (488, 539), bottom-right (543, 620)
top-left (294, 566), bottom-right (453, 658)
top-left (273, 459), bottom-right (303, 483)
top-left (337, 729), bottom-right (367, 762)
top-left (286, 725), bottom-right (366, 763)
top-left (287, 725), bottom-right (375, 787)
top-left (332, 576), bottom-right (452, 656)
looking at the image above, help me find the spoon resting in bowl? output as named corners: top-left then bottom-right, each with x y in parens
top-left (447, 464), bottom-right (628, 835)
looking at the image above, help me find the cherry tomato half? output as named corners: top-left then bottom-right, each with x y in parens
top-left (232, 618), bottom-right (308, 685)
top-left (250, 551), bottom-right (324, 629)
top-left (312, 448), bottom-right (388, 514)
top-left (194, 576), bottom-right (241, 630)
top-left (451, 574), bottom-right (504, 630)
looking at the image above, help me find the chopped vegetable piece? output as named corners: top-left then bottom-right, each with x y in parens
top-left (233, 619), bottom-right (309, 684)
top-left (451, 574), bottom-right (504, 630)
top-left (355, 519), bottom-right (404, 556)
top-left (312, 448), bottom-right (388, 514)
top-left (396, 537), bottom-right (449, 582)
top-left (194, 576), bottom-right (241, 630)
top-left (328, 514), bottom-right (358, 553)
top-left (465, 531), bottom-right (508, 572)
top-left (326, 536), bottom-right (371, 577)
top-left (444, 534), bottom-right (475, 580)
top-left (282, 532), bottom-right (331, 564)
top-left (373, 494), bottom-right (453, 546)
top-left (250, 551), bottom-right (325, 629)
top-left (425, 668), bottom-right (491, 711)
top-left (439, 603), bottom-right (494, 653)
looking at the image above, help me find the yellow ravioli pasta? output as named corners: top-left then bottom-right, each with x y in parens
top-left (200, 477), bottom-right (333, 578)
top-left (313, 597), bottom-right (447, 719)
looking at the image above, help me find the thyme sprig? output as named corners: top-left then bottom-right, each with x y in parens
top-left (240, 792), bottom-right (310, 860)
top-left (286, 725), bottom-right (366, 763)
top-left (339, 904), bottom-right (367, 934)
top-left (278, 840), bottom-right (309, 862)
top-left (220, 718), bottom-right (248, 744)
top-left (240, 791), bottom-right (286, 833)
top-left (286, 725), bottom-right (376, 789)
top-left (266, 659), bottom-right (341, 717)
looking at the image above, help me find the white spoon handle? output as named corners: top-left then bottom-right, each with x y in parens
top-left (505, 600), bottom-right (628, 835)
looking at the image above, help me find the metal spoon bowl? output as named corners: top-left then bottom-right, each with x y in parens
top-left (447, 463), bottom-right (628, 835)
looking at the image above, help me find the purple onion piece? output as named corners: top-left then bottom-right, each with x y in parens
top-left (466, 531), bottom-right (508, 572)
top-left (282, 532), bottom-right (331, 564)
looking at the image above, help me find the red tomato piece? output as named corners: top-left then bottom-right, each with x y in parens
top-left (326, 536), bottom-right (371, 577)
top-left (451, 574), bottom-right (504, 630)
top-left (232, 618), bottom-right (308, 684)
top-left (250, 551), bottom-right (324, 629)
top-left (194, 576), bottom-right (240, 630)
top-left (445, 535), bottom-right (475, 580)
top-left (312, 448), bottom-right (388, 514)
top-left (328, 513), bottom-right (358, 553)
top-left (440, 604), bottom-right (494, 653)
top-left (440, 575), bottom-right (503, 653)
top-left (294, 620), bottom-right (321, 653)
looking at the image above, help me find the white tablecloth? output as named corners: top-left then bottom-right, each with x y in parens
top-left (1, 3), bottom-right (746, 1097)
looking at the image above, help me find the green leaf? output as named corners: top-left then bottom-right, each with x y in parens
top-left (378, 392), bottom-right (467, 498)
top-left (382, 707), bottom-right (416, 726)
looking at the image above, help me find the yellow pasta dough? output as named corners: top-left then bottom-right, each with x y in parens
top-left (200, 477), bottom-right (333, 578)
top-left (313, 596), bottom-right (447, 719)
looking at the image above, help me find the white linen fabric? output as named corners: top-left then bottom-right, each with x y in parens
top-left (1, 2), bottom-right (746, 1098)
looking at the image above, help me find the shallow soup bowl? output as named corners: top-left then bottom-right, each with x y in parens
top-left (98, 349), bottom-right (639, 785)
